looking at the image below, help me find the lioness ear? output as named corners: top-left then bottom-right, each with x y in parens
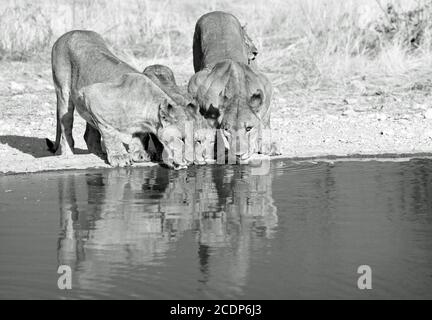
top-left (186, 102), bottom-right (199, 116)
top-left (159, 99), bottom-right (174, 123)
top-left (249, 89), bottom-right (263, 110)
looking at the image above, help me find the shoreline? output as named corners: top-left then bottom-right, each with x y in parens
top-left (2, 152), bottom-right (432, 176)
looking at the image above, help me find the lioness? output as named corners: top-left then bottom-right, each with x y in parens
top-left (77, 73), bottom-right (189, 168)
top-left (143, 64), bottom-right (216, 165)
top-left (46, 30), bottom-right (188, 167)
top-left (188, 11), bottom-right (279, 161)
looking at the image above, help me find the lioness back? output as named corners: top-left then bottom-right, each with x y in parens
top-left (52, 30), bottom-right (138, 92)
top-left (193, 11), bottom-right (250, 72)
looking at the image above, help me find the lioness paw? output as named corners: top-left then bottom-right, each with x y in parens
top-left (130, 149), bottom-right (151, 163)
top-left (269, 142), bottom-right (281, 156)
top-left (107, 153), bottom-right (132, 167)
top-left (128, 136), bottom-right (150, 163)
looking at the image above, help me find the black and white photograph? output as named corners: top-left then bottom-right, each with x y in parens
top-left (1, 0), bottom-right (432, 302)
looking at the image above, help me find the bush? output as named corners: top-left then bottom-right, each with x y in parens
top-left (370, 1), bottom-right (432, 51)
top-left (1, 0), bottom-right (432, 66)
top-left (0, 3), bottom-right (52, 61)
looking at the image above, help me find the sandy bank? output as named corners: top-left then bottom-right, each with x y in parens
top-left (1, 61), bottom-right (432, 175)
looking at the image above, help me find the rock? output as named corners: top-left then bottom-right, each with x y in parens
top-left (376, 113), bottom-right (387, 121)
top-left (424, 109), bottom-right (432, 119)
top-left (342, 108), bottom-right (356, 116)
top-left (381, 128), bottom-right (394, 136)
top-left (425, 130), bottom-right (432, 139)
top-left (9, 81), bottom-right (25, 93)
top-left (343, 98), bottom-right (357, 105)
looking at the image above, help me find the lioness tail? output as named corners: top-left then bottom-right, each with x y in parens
top-left (46, 138), bottom-right (57, 153)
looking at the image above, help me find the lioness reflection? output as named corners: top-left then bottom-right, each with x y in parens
top-left (57, 165), bottom-right (277, 297)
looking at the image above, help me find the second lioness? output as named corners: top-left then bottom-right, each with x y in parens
top-left (46, 30), bottom-right (189, 167)
top-left (189, 11), bottom-right (279, 160)
top-left (143, 64), bottom-right (216, 165)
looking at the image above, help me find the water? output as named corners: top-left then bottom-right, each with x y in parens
top-left (1, 159), bottom-right (432, 299)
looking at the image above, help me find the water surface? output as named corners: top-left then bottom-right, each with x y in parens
top-left (1, 159), bottom-right (432, 299)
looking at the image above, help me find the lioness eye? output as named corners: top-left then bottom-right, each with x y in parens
top-left (246, 126), bottom-right (253, 132)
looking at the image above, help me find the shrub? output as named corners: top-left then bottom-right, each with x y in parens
top-left (0, 3), bottom-right (52, 60)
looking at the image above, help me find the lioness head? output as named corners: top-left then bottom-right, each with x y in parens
top-left (158, 99), bottom-right (217, 167)
top-left (219, 88), bottom-right (265, 160)
top-left (183, 102), bottom-right (216, 165)
top-left (188, 60), bottom-right (272, 161)
top-left (144, 64), bottom-right (216, 165)
top-left (157, 99), bottom-right (189, 168)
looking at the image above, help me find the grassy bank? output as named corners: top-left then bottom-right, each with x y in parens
top-left (1, 0), bottom-right (432, 92)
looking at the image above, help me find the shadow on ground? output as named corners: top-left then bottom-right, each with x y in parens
top-left (0, 135), bottom-right (88, 158)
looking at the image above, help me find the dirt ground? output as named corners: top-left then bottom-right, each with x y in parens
top-left (1, 60), bottom-right (432, 174)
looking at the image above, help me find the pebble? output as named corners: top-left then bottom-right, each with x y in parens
top-left (342, 108), bottom-right (356, 116)
top-left (343, 98), bottom-right (357, 105)
top-left (424, 109), bottom-right (432, 119)
top-left (9, 81), bottom-right (25, 93)
top-left (376, 113), bottom-right (387, 121)
top-left (381, 128), bottom-right (394, 136)
top-left (425, 130), bottom-right (432, 139)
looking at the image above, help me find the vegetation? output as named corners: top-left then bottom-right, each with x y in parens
top-left (1, 0), bottom-right (432, 90)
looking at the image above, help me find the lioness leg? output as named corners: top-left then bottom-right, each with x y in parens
top-left (84, 124), bottom-right (105, 156)
top-left (129, 135), bottom-right (151, 163)
top-left (55, 87), bottom-right (75, 155)
top-left (96, 124), bottom-right (131, 167)
top-left (260, 137), bottom-right (281, 156)
top-left (258, 125), bottom-right (281, 156)
top-left (48, 39), bottom-right (75, 155)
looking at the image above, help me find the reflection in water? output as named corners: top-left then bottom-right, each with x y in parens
top-left (56, 165), bottom-right (277, 298)
top-left (2, 159), bottom-right (432, 299)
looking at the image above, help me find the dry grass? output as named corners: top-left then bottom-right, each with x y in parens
top-left (1, 0), bottom-right (432, 92)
